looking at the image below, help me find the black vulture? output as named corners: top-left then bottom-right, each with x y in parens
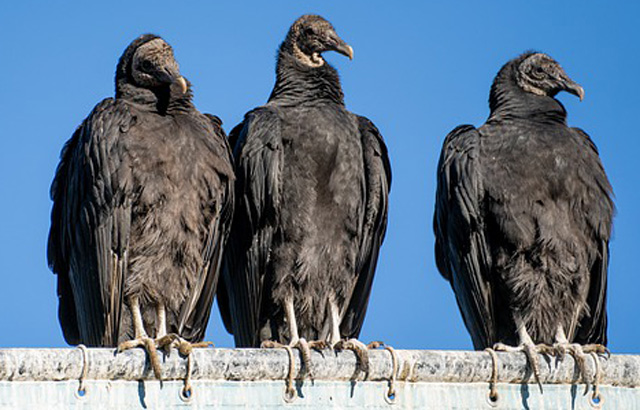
top-left (434, 52), bottom-right (614, 385)
top-left (219, 14), bottom-right (391, 379)
top-left (48, 34), bottom-right (234, 378)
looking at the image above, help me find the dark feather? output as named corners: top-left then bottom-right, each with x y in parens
top-left (220, 16), bottom-right (390, 347)
top-left (48, 34), bottom-right (234, 346)
top-left (434, 53), bottom-right (613, 348)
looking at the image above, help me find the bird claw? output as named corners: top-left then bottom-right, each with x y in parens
top-left (116, 334), bottom-right (212, 379)
top-left (261, 338), bottom-right (324, 379)
top-left (493, 342), bottom-right (548, 392)
top-left (156, 333), bottom-right (213, 356)
top-left (334, 338), bottom-right (372, 377)
top-left (261, 340), bottom-right (297, 400)
top-left (368, 341), bottom-right (399, 400)
top-left (367, 340), bottom-right (385, 350)
top-left (117, 336), bottom-right (163, 379)
top-left (261, 340), bottom-right (282, 349)
top-left (564, 343), bottom-right (592, 393)
top-left (582, 344), bottom-right (610, 358)
top-left (546, 342), bottom-right (608, 395)
top-left (484, 348), bottom-right (500, 402)
top-left (295, 338), bottom-right (314, 378)
top-left (308, 340), bottom-right (328, 350)
top-left (552, 342), bottom-right (567, 360)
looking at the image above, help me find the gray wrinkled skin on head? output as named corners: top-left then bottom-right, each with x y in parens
top-left (130, 38), bottom-right (181, 89)
top-left (516, 53), bottom-right (571, 97)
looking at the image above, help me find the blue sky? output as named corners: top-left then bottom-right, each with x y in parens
top-left (0, 1), bottom-right (638, 353)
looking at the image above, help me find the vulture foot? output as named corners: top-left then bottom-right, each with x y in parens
top-left (552, 343), bottom-right (607, 395)
top-left (156, 333), bottom-right (213, 356)
top-left (581, 344), bottom-right (610, 357)
top-left (261, 340), bottom-right (298, 401)
top-left (493, 342), bottom-right (550, 392)
top-left (367, 341), bottom-right (399, 400)
top-left (117, 336), bottom-right (163, 379)
top-left (334, 338), bottom-right (373, 377)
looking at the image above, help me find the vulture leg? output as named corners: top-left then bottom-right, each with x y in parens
top-left (282, 296), bottom-right (316, 377)
top-left (282, 296), bottom-right (331, 376)
top-left (261, 298), bottom-right (327, 378)
top-left (117, 296), bottom-right (163, 379)
top-left (157, 303), bottom-right (167, 339)
top-left (328, 298), bottom-right (342, 347)
top-left (260, 297), bottom-right (315, 401)
top-left (155, 304), bottom-right (213, 355)
top-left (328, 299), bottom-right (395, 380)
top-left (493, 318), bottom-right (552, 392)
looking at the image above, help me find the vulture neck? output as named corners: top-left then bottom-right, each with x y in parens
top-left (488, 63), bottom-right (567, 125)
top-left (116, 81), bottom-right (194, 115)
top-left (268, 42), bottom-right (345, 107)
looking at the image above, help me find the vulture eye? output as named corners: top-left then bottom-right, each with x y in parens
top-left (530, 66), bottom-right (545, 79)
top-left (141, 60), bottom-right (153, 71)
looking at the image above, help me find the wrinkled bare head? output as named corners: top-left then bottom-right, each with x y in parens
top-left (116, 34), bottom-right (187, 96)
top-left (285, 15), bottom-right (353, 67)
top-left (516, 52), bottom-right (584, 100)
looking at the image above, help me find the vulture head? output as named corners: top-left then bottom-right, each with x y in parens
top-left (116, 34), bottom-right (188, 97)
top-left (516, 52), bottom-right (584, 100)
top-left (286, 15), bottom-right (353, 67)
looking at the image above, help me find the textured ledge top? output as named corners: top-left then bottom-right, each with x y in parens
top-left (0, 348), bottom-right (638, 387)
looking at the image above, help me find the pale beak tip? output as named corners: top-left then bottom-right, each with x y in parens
top-left (177, 76), bottom-right (188, 94)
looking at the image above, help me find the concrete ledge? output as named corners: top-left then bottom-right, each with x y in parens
top-left (1, 348), bottom-right (639, 409)
top-left (0, 348), bottom-right (638, 386)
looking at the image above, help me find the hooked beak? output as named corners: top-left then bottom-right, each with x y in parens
top-left (560, 76), bottom-right (585, 101)
top-left (158, 67), bottom-right (188, 94)
top-left (328, 31), bottom-right (354, 60)
top-left (175, 76), bottom-right (188, 94)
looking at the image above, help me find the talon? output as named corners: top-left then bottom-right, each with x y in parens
top-left (582, 344), bottom-right (609, 357)
top-left (262, 340), bottom-right (296, 400)
top-left (261, 340), bottom-right (280, 349)
top-left (589, 352), bottom-right (603, 402)
top-left (522, 343), bottom-right (543, 392)
top-left (117, 339), bottom-right (143, 353)
top-left (155, 334), bottom-right (178, 355)
top-left (295, 338), bottom-right (314, 378)
top-left (493, 341), bottom-right (548, 392)
top-left (553, 343), bottom-right (567, 359)
top-left (566, 344), bottom-right (592, 393)
top-left (334, 338), bottom-right (371, 377)
top-left (117, 336), bottom-right (163, 379)
top-left (308, 340), bottom-right (328, 350)
top-left (192, 341), bottom-right (214, 349)
top-left (367, 341), bottom-right (384, 349)
top-left (484, 348), bottom-right (499, 402)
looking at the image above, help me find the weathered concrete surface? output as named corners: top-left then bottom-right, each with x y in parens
top-left (0, 348), bottom-right (638, 409)
top-left (0, 380), bottom-right (638, 409)
top-left (0, 348), bottom-right (638, 385)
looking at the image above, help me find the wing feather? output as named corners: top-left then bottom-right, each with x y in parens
top-left (219, 108), bottom-right (283, 347)
top-left (434, 124), bottom-right (495, 349)
top-left (571, 127), bottom-right (614, 345)
top-left (48, 99), bottom-right (134, 346)
top-left (340, 116), bottom-right (391, 338)
top-left (177, 115), bottom-right (235, 342)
